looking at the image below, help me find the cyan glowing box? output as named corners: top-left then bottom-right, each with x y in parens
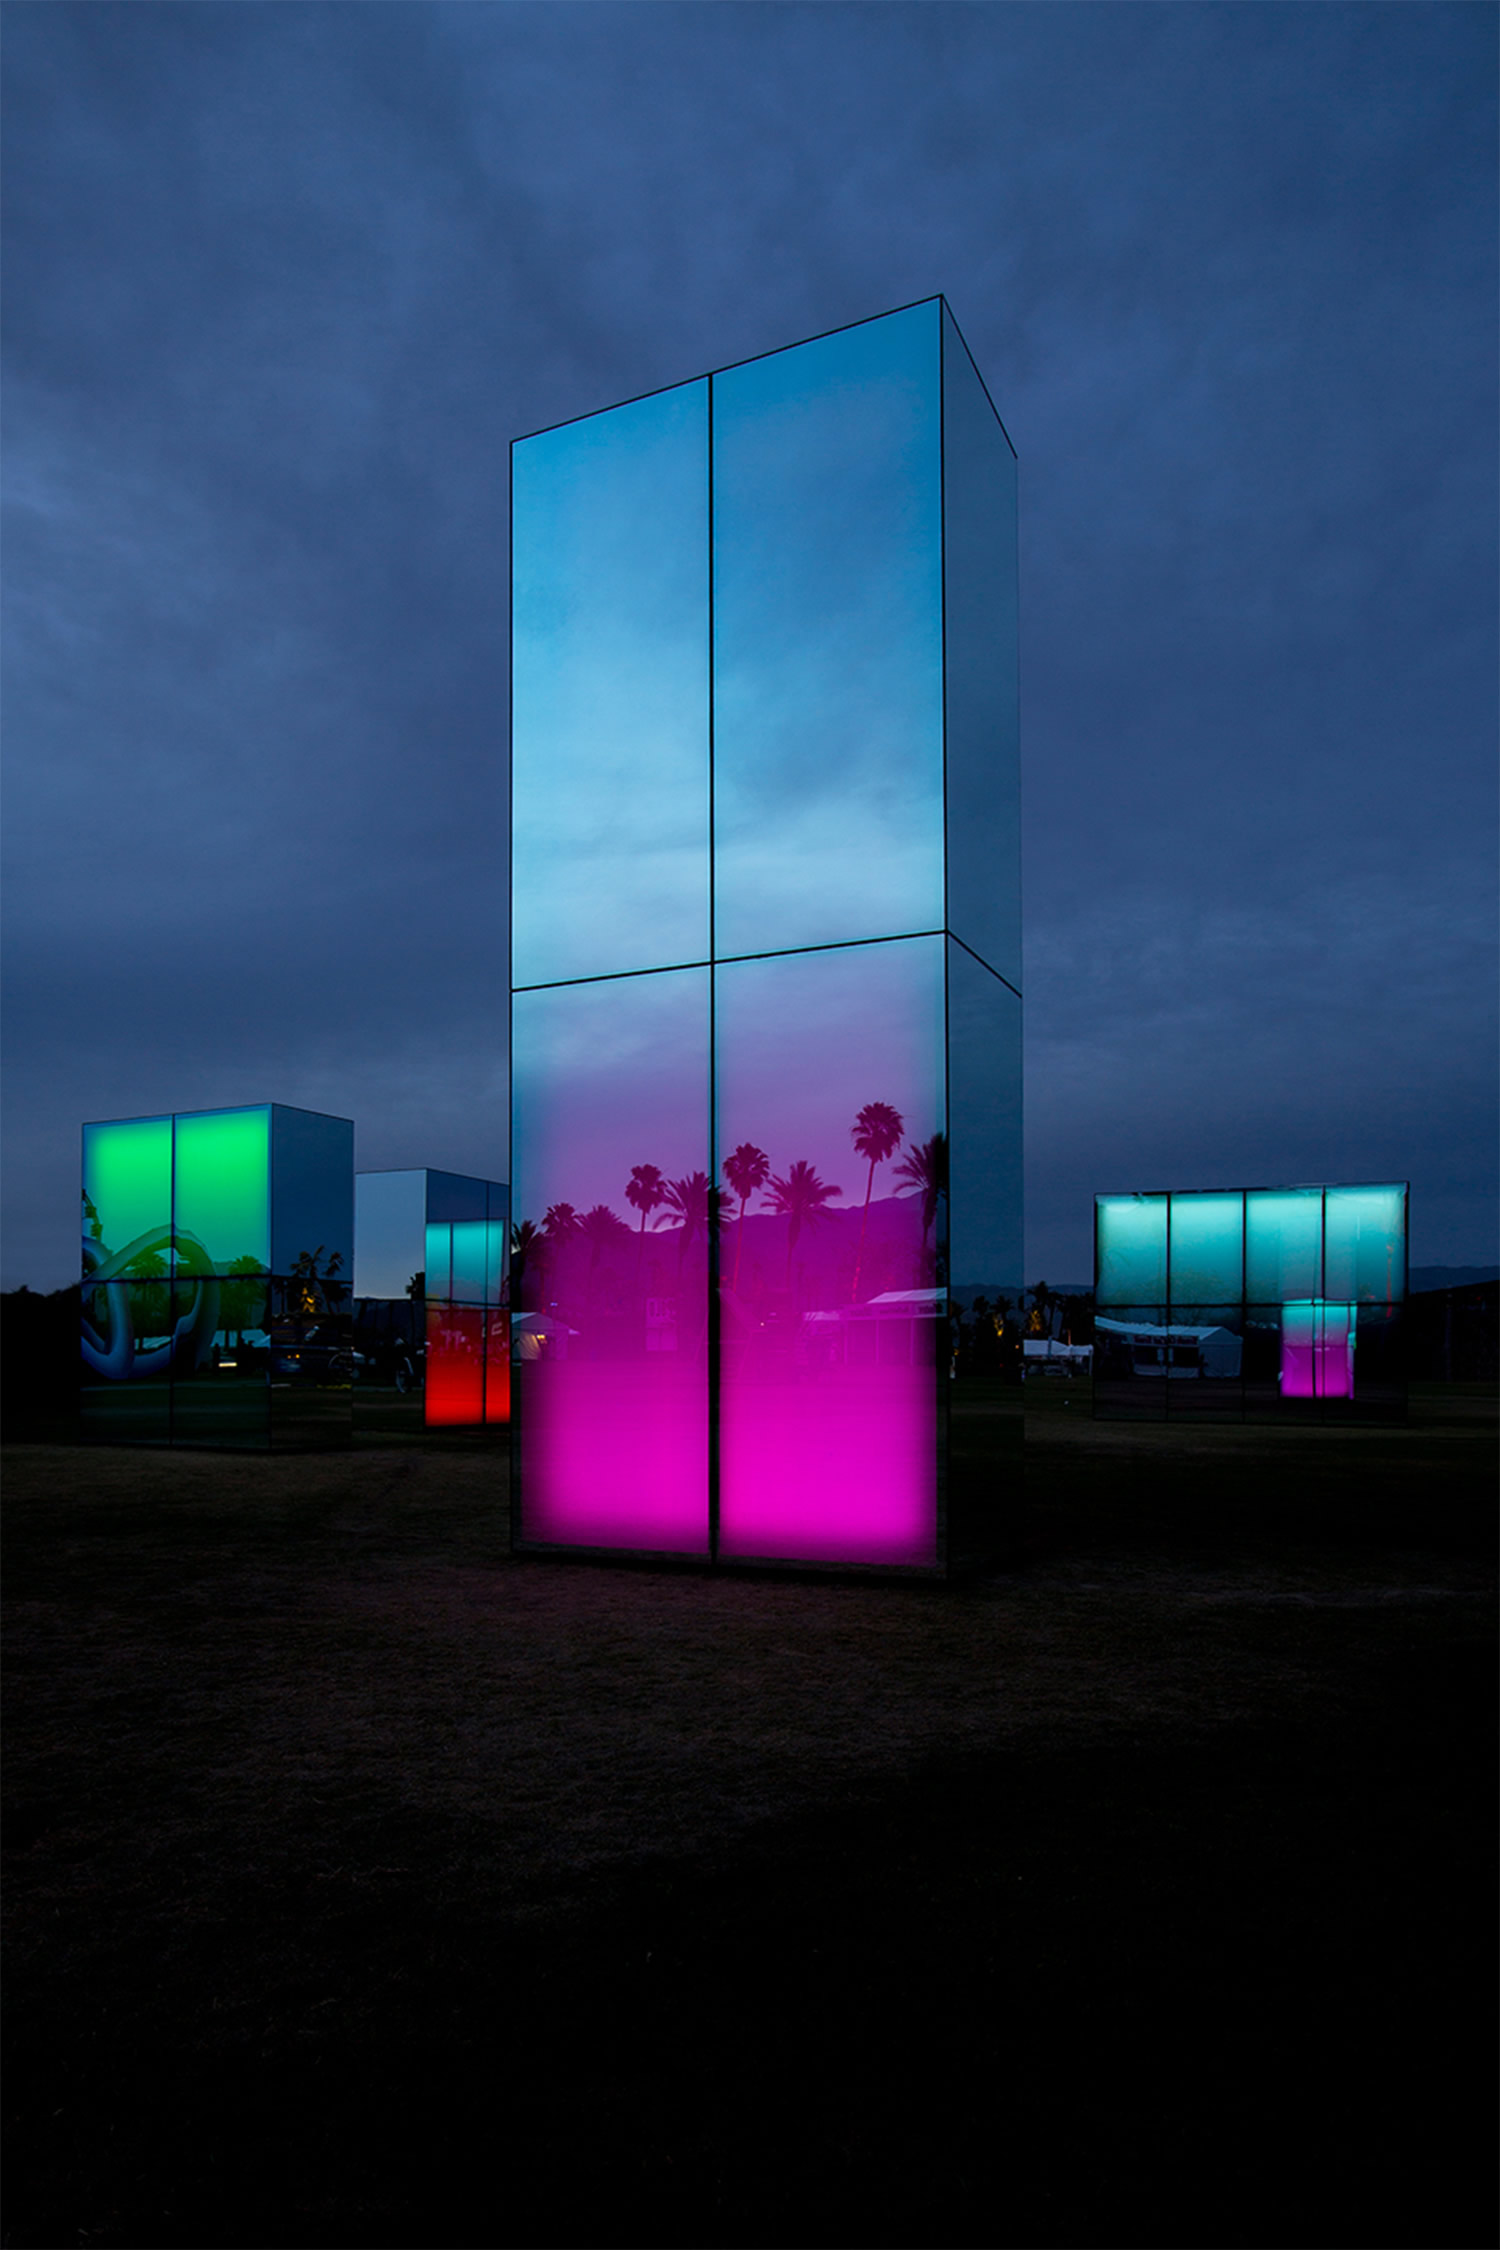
top-left (511, 299), bottom-right (1022, 1572)
top-left (81, 1103), bottom-right (354, 1448)
top-left (1093, 1183), bottom-right (1408, 1422)
top-left (353, 1169), bottom-right (510, 1430)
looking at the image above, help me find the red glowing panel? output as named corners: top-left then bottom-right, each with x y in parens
top-left (425, 1300), bottom-right (485, 1426)
top-left (483, 1316), bottom-right (511, 1425)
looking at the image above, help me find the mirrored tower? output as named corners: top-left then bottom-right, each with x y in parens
top-left (511, 299), bottom-right (1021, 1571)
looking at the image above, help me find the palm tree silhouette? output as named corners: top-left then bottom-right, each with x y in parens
top-left (765, 1160), bottom-right (842, 1291)
top-left (894, 1133), bottom-right (948, 1252)
top-left (722, 1142), bottom-right (770, 1292)
top-left (509, 1219), bottom-right (540, 1304)
top-left (653, 1171), bottom-right (723, 1274)
top-left (625, 1164), bottom-right (666, 1282)
top-left (579, 1203), bottom-right (630, 1269)
top-left (848, 1100), bottom-right (904, 1300)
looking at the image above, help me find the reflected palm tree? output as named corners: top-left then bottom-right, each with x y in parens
top-left (653, 1171), bottom-right (723, 1275)
top-left (894, 1133), bottom-right (947, 1253)
top-left (849, 1100), bottom-right (904, 1300)
top-left (509, 1219), bottom-right (541, 1306)
top-left (765, 1160), bottom-right (842, 1291)
top-left (722, 1142), bottom-right (769, 1292)
top-left (579, 1203), bottom-right (631, 1269)
top-left (625, 1164), bottom-right (666, 1282)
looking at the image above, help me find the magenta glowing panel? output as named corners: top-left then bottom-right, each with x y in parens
top-left (511, 971), bottom-right (710, 1554)
top-left (716, 939), bottom-right (943, 1567)
top-left (1280, 1300), bottom-right (1356, 1399)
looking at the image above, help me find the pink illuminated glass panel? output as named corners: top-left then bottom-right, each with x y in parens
top-left (716, 938), bottom-right (944, 1566)
top-left (512, 970), bottom-right (710, 1552)
top-left (1280, 1300), bottom-right (1355, 1399)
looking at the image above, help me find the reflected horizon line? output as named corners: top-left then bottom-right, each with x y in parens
top-left (513, 926), bottom-right (1021, 999)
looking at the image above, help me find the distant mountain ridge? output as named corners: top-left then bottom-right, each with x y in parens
top-left (1409, 1266), bottom-right (1499, 1293)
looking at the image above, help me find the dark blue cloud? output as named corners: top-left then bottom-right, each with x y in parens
top-left (3, 1), bottom-right (1494, 1285)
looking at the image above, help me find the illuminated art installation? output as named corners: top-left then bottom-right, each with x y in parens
top-left (1093, 1184), bottom-right (1408, 1421)
top-left (510, 299), bottom-right (1022, 1571)
top-left (81, 1104), bottom-right (354, 1447)
top-left (353, 1169), bottom-right (509, 1430)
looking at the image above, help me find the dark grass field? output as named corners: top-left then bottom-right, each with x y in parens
top-left (4, 1386), bottom-right (1495, 2248)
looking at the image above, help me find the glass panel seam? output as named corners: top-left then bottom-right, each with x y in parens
top-left (514, 929), bottom-right (956, 994)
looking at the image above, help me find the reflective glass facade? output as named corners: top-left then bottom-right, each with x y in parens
top-left (352, 1169), bottom-right (510, 1434)
top-left (511, 300), bottom-right (1021, 1572)
top-left (81, 1104), bottom-right (354, 1448)
top-left (1094, 1184), bottom-right (1408, 1422)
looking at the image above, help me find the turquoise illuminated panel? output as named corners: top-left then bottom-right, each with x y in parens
top-left (1323, 1184), bottom-right (1406, 1305)
top-left (424, 1221), bottom-right (453, 1301)
top-left (1096, 1183), bottom-right (1407, 1424)
top-left (173, 1107), bottom-right (271, 1275)
top-left (1245, 1189), bottom-right (1322, 1302)
top-left (1096, 1195), bottom-right (1168, 1308)
top-left (1168, 1192), bottom-right (1243, 1306)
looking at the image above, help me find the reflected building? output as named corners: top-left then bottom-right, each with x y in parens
top-left (511, 298), bottom-right (1022, 1572)
top-left (1093, 1184), bottom-right (1408, 1422)
top-left (80, 1104), bottom-right (354, 1448)
top-left (353, 1168), bottom-right (509, 1434)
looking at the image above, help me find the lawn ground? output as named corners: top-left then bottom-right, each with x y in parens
top-left (3, 1385), bottom-right (1495, 2248)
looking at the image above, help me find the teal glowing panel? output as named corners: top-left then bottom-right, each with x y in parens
top-left (1096, 1183), bottom-right (1407, 1424)
top-left (511, 381), bottom-right (709, 987)
top-left (1245, 1189), bottom-right (1322, 1302)
top-left (1168, 1192), bottom-right (1243, 1307)
top-left (1324, 1184), bottom-right (1407, 1305)
top-left (1096, 1196), bottom-right (1168, 1308)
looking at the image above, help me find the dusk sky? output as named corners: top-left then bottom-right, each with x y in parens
top-left (4, 1), bottom-right (1495, 1292)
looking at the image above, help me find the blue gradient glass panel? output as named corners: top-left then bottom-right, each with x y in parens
top-left (716, 937), bottom-right (944, 1566)
top-left (1168, 1192), bottom-right (1244, 1308)
top-left (512, 381), bottom-right (709, 986)
top-left (354, 1171), bottom-right (427, 1300)
top-left (80, 1280), bottom-right (174, 1442)
top-left (1245, 1189), bottom-right (1322, 1303)
top-left (174, 1107), bottom-right (271, 1276)
top-left (948, 942), bottom-right (1022, 1299)
top-left (942, 306), bottom-right (1021, 989)
top-left (1096, 1196), bottom-right (1168, 1308)
top-left (513, 968), bottom-right (710, 1554)
top-left (270, 1107), bottom-right (353, 1293)
top-left (712, 304), bottom-right (944, 956)
top-left (82, 1115), bottom-right (172, 1281)
top-left (1323, 1184), bottom-right (1406, 1306)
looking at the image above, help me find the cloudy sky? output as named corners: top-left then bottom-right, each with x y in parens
top-left (4, 1), bottom-right (1495, 1291)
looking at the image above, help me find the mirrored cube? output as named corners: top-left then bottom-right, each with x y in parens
top-left (81, 1103), bottom-right (353, 1448)
top-left (1093, 1184), bottom-right (1408, 1424)
top-left (352, 1168), bottom-right (509, 1434)
top-left (511, 300), bottom-right (1021, 1573)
